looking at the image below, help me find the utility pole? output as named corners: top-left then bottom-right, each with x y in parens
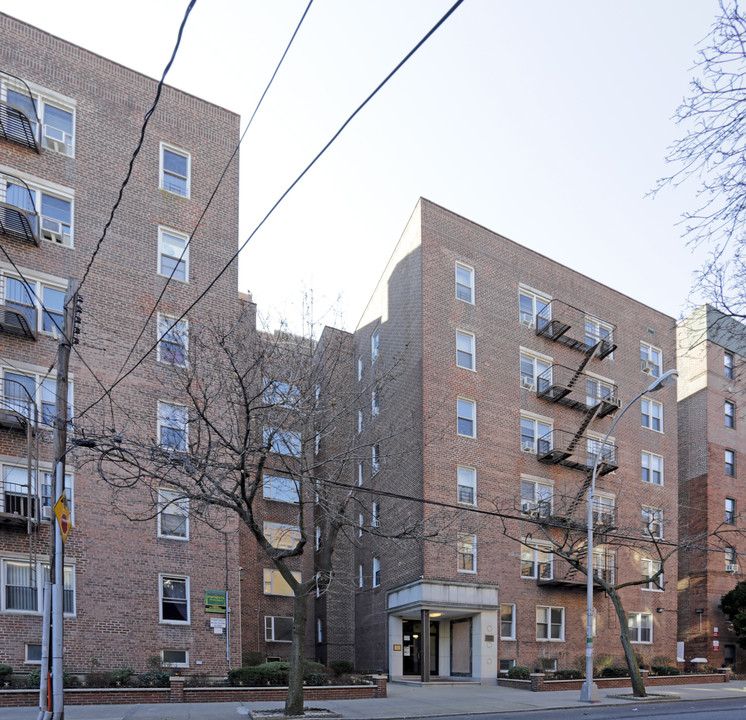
top-left (40, 282), bottom-right (78, 720)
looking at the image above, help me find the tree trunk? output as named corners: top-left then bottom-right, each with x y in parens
top-left (285, 589), bottom-right (309, 715)
top-left (607, 586), bottom-right (647, 697)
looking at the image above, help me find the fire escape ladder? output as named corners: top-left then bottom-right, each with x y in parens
top-left (565, 342), bottom-right (600, 390)
top-left (566, 469), bottom-right (595, 519)
top-left (565, 401), bottom-right (602, 456)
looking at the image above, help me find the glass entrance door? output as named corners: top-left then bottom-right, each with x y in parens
top-left (402, 619), bottom-right (439, 676)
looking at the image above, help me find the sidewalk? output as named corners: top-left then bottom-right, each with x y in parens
top-left (2, 680), bottom-right (746, 720)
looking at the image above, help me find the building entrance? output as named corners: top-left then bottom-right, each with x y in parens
top-left (402, 619), bottom-right (439, 676)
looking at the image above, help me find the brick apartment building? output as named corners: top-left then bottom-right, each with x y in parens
top-left (350, 198), bottom-right (680, 679)
top-left (0, 13), bottom-right (244, 675)
top-left (677, 304), bottom-right (746, 671)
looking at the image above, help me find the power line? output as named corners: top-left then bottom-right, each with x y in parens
top-left (76, 0), bottom-right (198, 295)
top-left (112, 0), bottom-right (315, 385)
top-left (76, 0), bottom-right (467, 420)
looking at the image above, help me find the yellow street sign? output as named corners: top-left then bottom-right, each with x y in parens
top-left (54, 491), bottom-right (72, 543)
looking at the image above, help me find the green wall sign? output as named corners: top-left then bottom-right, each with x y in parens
top-left (205, 590), bottom-right (226, 613)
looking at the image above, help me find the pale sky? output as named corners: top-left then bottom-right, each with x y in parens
top-left (0, 0), bottom-right (720, 330)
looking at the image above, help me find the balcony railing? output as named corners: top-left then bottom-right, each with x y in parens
top-left (535, 429), bottom-right (618, 476)
top-left (0, 378), bottom-right (37, 431)
top-left (536, 300), bottom-right (616, 360)
top-left (0, 71), bottom-right (41, 152)
top-left (0, 171), bottom-right (39, 245)
top-left (537, 365), bottom-right (620, 417)
top-left (538, 555), bottom-right (614, 589)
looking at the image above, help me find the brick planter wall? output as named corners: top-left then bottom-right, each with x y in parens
top-left (0, 677), bottom-right (387, 708)
top-left (497, 671), bottom-right (729, 692)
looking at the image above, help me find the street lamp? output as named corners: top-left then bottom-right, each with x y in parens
top-left (579, 368), bottom-right (678, 703)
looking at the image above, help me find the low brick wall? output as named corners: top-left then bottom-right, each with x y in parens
top-left (0, 676), bottom-right (387, 708)
top-left (497, 670), bottom-right (730, 692)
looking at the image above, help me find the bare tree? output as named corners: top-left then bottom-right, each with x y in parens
top-left (494, 478), bottom-right (738, 697)
top-left (83, 298), bottom-right (430, 716)
top-left (657, 0), bottom-right (746, 317)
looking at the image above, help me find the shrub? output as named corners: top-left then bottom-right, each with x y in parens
top-left (651, 665), bottom-right (680, 676)
top-left (554, 669), bottom-right (583, 680)
top-left (110, 668), bottom-right (134, 686)
top-left (651, 655), bottom-right (674, 667)
top-left (329, 660), bottom-right (354, 676)
top-left (507, 666), bottom-right (530, 680)
top-left (0, 665), bottom-right (12, 680)
top-left (228, 661), bottom-right (333, 688)
top-left (599, 666), bottom-right (629, 678)
top-left (137, 671), bottom-right (170, 687)
top-left (27, 669), bottom-right (41, 688)
top-left (87, 672), bottom-right (113, 688)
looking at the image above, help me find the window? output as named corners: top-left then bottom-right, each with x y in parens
top-left (641, 558), bottom-right (663, 590)
top-left (264, 427), bottom-right (302, 456)
top-left (264, 522), bottom-right (301, 550)
top-left (161, 650), bottom-right (189, 668)
top-left (159, 402), bottom-right (187, 451)
top-left (725, 400), bottom-right (736, 428)
top-left (2, 464), bottom-right (73, 519)
top-left (726, 449), bottom-right (736, 477)
top-left (372, 443), bottom-right (380, 474)
top-left (317, 618), bottom-right (323, 643)
top-left (628, 612), bottom-right (652, 643)
top-left (455, 262), bottom-right (474, 303)
top-left (263, 475), bottom-right (299, 504)
top-left (457, 533), bottom-right (476, 572)
top-left (1, 273), bottom-right (67, 334)
top-left (641, 398), bottom-right (663, 432)
top-left (456, 331), bottom-right (476, 370)
top-left (1, 368), bottom-right (72, 427)
top-left (725, 351), bottom-right (735, 380)
top-left (371, 502), bottom-right (380, 528)
top-left (521, 543), bottom-right (552, 579)
top-left (585, 316), bottom-right (614, 354)
top-left (39, 98), bottom-right (75, 155)
top-left (265, 616), bottom-right (293, 642)
top-left (160, 143), bottom-right (191, 197)
top-left (726, 498), bottom-right (736, 524)
top-left (642, 507), bottom-right (663, 539)
top-left (2, 560), bottom-right (73, 614)
top-left (158, 227), bottom-right (189, 282)
top-left (263, 569), bottom-right (301, 596)
top-left (263, 380), bottom-right (300, 408)
top-left (373, 557), bottom-right (381, 587)
top-left (521, 478), bottom-right (552, 517)
top-left (520, 351), bottom-right (551, 391)
top-left (585, 376), bottom-right (614, 406)
top-left (158, 489), bottom-right (188, 539)
top-left (314, 525), bottom-right (321, 551)
top-left (640, 342), bottom-right (662, 378)
top-left (593, 548), bottom-right (615, 584)
top-left (160, 575), bottom-right (189, 624)
top-left (457, 466), bottom-right (476, 505)
top-left (726, 547), bottom-right (738, 569)
top-left (592, 494), bottom-right (615, 525)
top-left (357, 357), bottom-right (363, 381)
top-left (536, 606), bottom-right (564, 641)
top-left (156, 315), bottom-right (188, 366)
top-left (371, 329), bottom-right (380, 361)
top-left (25, 643), bottom-right (42, 664)
top-left (358, 564), bottom-right (364, 588)
top-left (499, 659), bottom-right (516, 673)
top-left (519, 288), bottom-right (550, 328)
top-left (500, 604), bottom-right (516, 639)
top-left (358, 410), bottom-right (363, 434)
top-left (358, 513), bottom-right (364, 537)
top-left (642, 452), bottom-right (664, 485)
top-left (358, 461), bottom-right (363, 486)
top-left (520, 415), bottom-right (552, 453)
top-left (457, 398), bottom-right (476, 437)
top-left (371, 389), bottom-right (379, 417)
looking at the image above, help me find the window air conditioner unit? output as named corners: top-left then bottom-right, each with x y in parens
top-left (43, 125), bottom-right (72, 155)
top-left (520, 377), bottom-right (535, 391)
top-left (519, 313), bottom-right (535, 329)
top-left (521, 440), bottom-right (535, 453)
top-left (641, 359), bottom-right (655, 375)
top-left (41, 218), bottom-right (69, 244)
top-left (41, 505), bottom-right (52, 521)
top-left (726, 563), bottom-right (739, 574)
top-left (521, 500), bottom-right (536, 514)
